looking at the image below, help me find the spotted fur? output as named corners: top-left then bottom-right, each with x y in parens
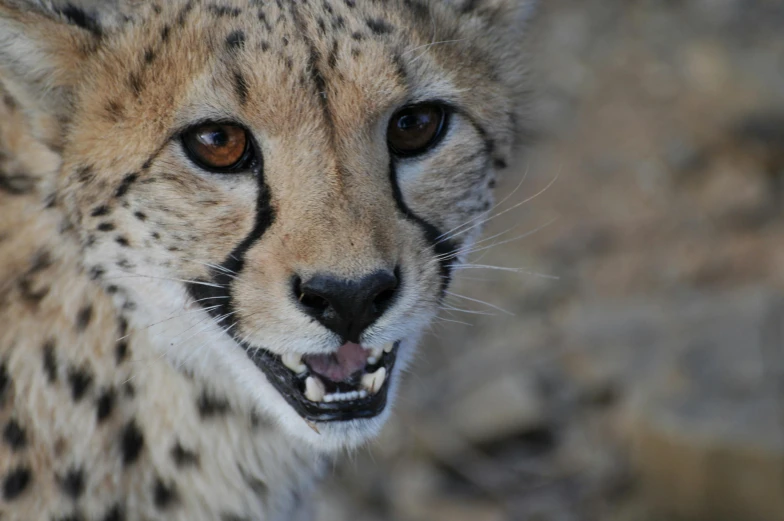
top-left (0, 0), bottom-right (535, 519)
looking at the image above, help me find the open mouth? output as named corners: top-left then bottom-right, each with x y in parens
top-left (246, 341), bottom-right (399, 422)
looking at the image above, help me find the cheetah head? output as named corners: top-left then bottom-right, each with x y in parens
top-left (0, 0), bottom-right (535, 451)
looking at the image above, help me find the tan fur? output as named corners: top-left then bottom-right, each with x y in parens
top-left (0, 0), bottom-right (534, 519)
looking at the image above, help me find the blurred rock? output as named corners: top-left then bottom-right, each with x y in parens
top-left (447, 374), bottom-right (547, 446)
top-left (317, 1), bottom-right (784, 519)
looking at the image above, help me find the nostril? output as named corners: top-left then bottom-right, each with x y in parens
top-left (371, 266), bottom-right (400, 315)
top-left (293, 275), bottom-right (330, 313)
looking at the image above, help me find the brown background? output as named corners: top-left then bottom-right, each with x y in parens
top-left (317, 1), bottom-right (784, 520)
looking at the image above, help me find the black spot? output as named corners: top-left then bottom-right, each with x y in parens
top-left (0, 362), bottom-right (9, 405)
top-left (101, 504), bottom-right (124, 521)
top-left (123, 382), bottom-right (135, 397)
top-left (3, 419), bottom-right (27, 450)
top-left (197, 390), bottom-right (230, 418)
top-left (170, 442), bottom-right (200, 468)
top-left (117, 316), bottom-right (128, 337)
top-left (151, 231), bottom-right (161, 240)
top-left (233, 70), bottom-right (249, 105)
top-left (306, 48), bottom-right (332, 124)
top-left (344, 0), bottom-right (355, 7)
top-left (106, 285), bottom-right (119, 294)
top-left (0, 173), bottom-right (35, 195)
top-left (105, 100), bottom-right (124, 121)
top-left (75, 305), bottom-right (93, 332)
top-left (160, 24), bottom-right (170, 42)
top-left (44, 192), bottom-right (58, 208)
top-left (317, 18), bottom-right (326, 34)
top-left (366, 18), bottom-right (393, 35)
top-left (97, 222), bottom-right (115, 232)
top-left (56, 4), bottom-right (103, 37)
top-left (403, 0), bottom-right (430, 19)
top-left (114, 339), bottom-right (129, 365)
top-left (120, 420), bottom-right (144, 465)
top-left (68, 365), bottom-right (94, 401)
top-left (90, 205), bottom-right (110, 217)
top-left (153, 478), bottom-right (178, 509)
top-left (208, 4), bottom-right (241, 17)
top-left (2, 466), bottom-right (31, 500)
top-left (128, 73), bottom-right (143, 97)
top-left (226, 30), bottom-right (246, 50)
top-left (351, 31), bottom-right (363, 41)
top-left (96, 388), bottom-right (115, 422)
top-left (144, 47), bottom-right (156, 64)
top-left (58, 467), bottom-right (85, 499)
top-left (18, 277), bottom-right (49, 304)
top-left (116, 258), bottom-right (134, 270)
top-left (75, 166), bottom-right (94, 183)
top-left (88, 265), bottom-right (105, 280)
top-left (133, 211), bottom-right (147, 221)
top-left (333, 15), bottom-right (345, 29)
top-left (115, 236), bottom-right (130, 247)
top-left (460, 0), bottom-right (480, 13)
top-left (43, 341), bottom-right (58, 382)
top-left (327, 40), bottom-right (339, 68)
top-left (115, 173), bottom-right (139, 198)
top-left (493, 158), bottom-right (508, 169)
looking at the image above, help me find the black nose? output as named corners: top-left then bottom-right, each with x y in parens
top-left (293, 269), bottom-right (400, 343)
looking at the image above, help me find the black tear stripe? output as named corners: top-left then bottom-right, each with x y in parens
top-left (186, 174), bottom-right (274, 328)
top-left (388, 159), bottom-right (457, 295)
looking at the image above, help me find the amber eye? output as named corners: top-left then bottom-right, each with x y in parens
top-left (182, 123), bottom-right (251, 172)
top-left (387, 103), bottom-right (448, 157)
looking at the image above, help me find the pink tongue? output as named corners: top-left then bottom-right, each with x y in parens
top-left (304, 342), bottom-right (368, 383)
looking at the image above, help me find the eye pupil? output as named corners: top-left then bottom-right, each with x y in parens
top-left (182, 123), bottom-right (250, 172)
top-left (387, 103), bottom-right (447, 157)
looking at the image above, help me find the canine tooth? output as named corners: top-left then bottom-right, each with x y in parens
top-left (305, 377), bottom-right (325, 402)
top-left (359, 389), bottom-right (368, 399)
top-left (367, 356), bottom-right (378, 365)
top-left (282, 353), bottom-right (306, 374)
top-left (361, 367), bottom-right (387, 394)
top-left (383, 342), bottom-right (395, 353)
top-left (370, 347), bottom-right (383, 359)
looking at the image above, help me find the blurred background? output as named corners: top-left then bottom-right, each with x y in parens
top-left (316, 1), bottom-right (784, 520)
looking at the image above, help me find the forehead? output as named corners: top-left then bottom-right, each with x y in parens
top-left (86, 1), bottom-right (485, 137)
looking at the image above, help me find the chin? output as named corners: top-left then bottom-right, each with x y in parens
top-left (205, 331), bottom-right (419, 453)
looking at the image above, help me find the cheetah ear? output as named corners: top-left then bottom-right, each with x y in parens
top-left (0, 1), bottom-right (103, 124)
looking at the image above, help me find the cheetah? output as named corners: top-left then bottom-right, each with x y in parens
top-left (0, 0), bottom-right (536, 519)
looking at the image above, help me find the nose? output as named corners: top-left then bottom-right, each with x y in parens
top-left (293, 269), bottom-right (400, 343)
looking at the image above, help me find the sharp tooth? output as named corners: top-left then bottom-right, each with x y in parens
top-left (305, 376), bottom-right (325, 402)
top-left (367, 356), bottom-right (378, 365)
top-left (361, 367), bottom-right (387, 394)
top-left (383, 342), bottom-right (396, 353)
top-left (359, 389), bottom-right (368, 399)
top-left (282, 353), bottom-right (306, 374)
top-left (370, 347), bottom-right (383, 359)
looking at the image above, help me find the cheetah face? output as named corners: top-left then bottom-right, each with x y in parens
top-left (0, 0), bottom-right (534, 450)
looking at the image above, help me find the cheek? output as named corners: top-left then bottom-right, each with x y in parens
top-left (131, 170), bottom-right (259, 277)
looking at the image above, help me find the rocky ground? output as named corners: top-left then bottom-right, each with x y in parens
top-left (315, 1), bottom-right (784, 520)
